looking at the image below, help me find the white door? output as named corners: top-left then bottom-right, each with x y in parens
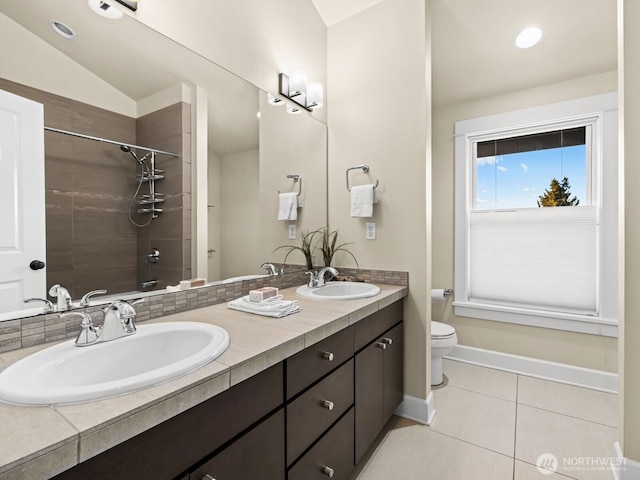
top-left (0, 89), bottom-right (46, 314)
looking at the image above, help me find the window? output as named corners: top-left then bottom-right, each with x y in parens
top-left (454, 93), bottom-right (618, 336)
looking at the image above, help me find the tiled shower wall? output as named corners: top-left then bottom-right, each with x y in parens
top-left (0, 78), bottom-right (190, 298)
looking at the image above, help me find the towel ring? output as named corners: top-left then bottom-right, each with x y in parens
top-left (286, 174), bottom-right (302, 197)
top-left (346, 165), bottom-right (379, 192)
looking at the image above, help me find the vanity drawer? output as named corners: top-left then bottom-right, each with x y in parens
top-left (286, 325), bottom-right (354, 399)
top-left (288, 407), bottom-right (355, 480)
top-left (353, 300), bottom-right (402, 352)
top-left (287, 358), bottom-right (354, 465)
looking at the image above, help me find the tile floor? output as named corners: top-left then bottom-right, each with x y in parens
top-left (350, 359), bottom-right (618, 480)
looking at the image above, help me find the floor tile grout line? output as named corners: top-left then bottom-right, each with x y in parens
top-left (439, 382), bottom-right (518, 404)
top-left (516, 401), bottom-right (618, 430)
top-left (423, 423), bottom-right (516, 460)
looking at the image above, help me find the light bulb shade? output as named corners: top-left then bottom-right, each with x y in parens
top-left (307, 82), bottom-right (323, 109)
top-left (286, 103), bottom-right (302, 115)
top-left (289, 71), bottom-right (308, 96)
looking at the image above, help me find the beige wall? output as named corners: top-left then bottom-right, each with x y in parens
top-left (219, 148), bottom-right (261, 278)
top-left (620, 0), bottom-right (640, 461)
top-left (134, 0), bottom-right (327, 125)
top-left (432, 71), bottom-right (619, 373)
top-left (328, 0), bottom-right (431, 398)
top-left (0, 13), bottom-right (136, 116)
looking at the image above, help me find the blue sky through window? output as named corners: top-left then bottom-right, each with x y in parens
top-left (475, 145), bottom-right (586, 210)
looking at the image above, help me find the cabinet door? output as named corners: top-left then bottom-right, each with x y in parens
top-left (354, 339), bottom-right (385, 463)
top-left (190, 409), bottom-right (285, 480)
top-left (382, 322), bottom-right (404, 419)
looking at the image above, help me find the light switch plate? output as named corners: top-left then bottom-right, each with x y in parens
top-left (289, 224), bottom-right (297, 239)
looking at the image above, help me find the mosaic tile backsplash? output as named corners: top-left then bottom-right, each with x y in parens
top-left (0, 268), bottom-right (408, 354)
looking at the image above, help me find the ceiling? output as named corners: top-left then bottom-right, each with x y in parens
top-left (312, 0), bottom-right (617, 108)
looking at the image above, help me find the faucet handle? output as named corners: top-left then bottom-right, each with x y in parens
top-left (305, 271), bottom-right (318, 288)
top-left (80, 289), bottom-right (107, 307)
top-left (24, 297), bottom-right (55, 313)
top-left (62, 312), bottom-right (99, 346)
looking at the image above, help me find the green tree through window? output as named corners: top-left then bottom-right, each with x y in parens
top-left (537, 177), bottom-right (580, 207)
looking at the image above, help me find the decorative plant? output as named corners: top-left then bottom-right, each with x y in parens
top-left (317, 227), bottom-right (359, 268)
top-left (273, 229), bottom-right (319, 271)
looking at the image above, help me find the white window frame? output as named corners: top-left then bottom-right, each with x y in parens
top-left (454, 92), bottom-right (618, 337)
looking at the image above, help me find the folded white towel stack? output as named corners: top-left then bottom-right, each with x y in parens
top-left (350, 184), bottom-right (378, 217)
top-left (277, 192), bottom-right (298, 221)
top-left (228, 295), bottom-right (300, 318)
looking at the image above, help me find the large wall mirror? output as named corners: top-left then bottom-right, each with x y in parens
top-left (0, 0), bottom-right (327, 319)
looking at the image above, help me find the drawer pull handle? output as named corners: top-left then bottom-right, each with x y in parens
top-left (383, 337), bottom-right (393, 345)
top-left (322, 400), bottom-right (335, 410)
top-left (203, 475), bottom-right (216, 480)
top-left (323, 466), bottom-right (335, 478)
top-left (377, 342), bottom-right (387, 350)
top-left (323, 351), bottom-right (334, 361)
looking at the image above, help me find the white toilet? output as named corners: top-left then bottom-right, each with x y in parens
top-left (431, 321), bottom-right (457, 386)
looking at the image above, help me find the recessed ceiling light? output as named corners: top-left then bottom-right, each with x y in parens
top-left (515, 26), bottom-right (543, 49)
top-left (50, 20), bottom-right (77, 40)
top-left (88, 0), bottom-right (123, 19)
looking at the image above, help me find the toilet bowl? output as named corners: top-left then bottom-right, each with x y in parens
top-left (431, 321), bottom-right (457, 386)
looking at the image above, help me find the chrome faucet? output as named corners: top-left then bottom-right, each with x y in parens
top-left (69, 299), bottom-right (142, 346)
top-left (306, 267), bottom-right (339, 288)
top-left (317, 266), bottom-right (339, 287)
top-left (261, 262), bottom-right (277, 276)
top-left (48, 284), bottom-right (73, 312)
top-left (260, 262), bottom-right (286, 276)
top-left (24, 297), bottom-right (55, 313)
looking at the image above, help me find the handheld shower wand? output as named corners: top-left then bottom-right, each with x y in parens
top-left (120, 145), bottom-right (152, 165)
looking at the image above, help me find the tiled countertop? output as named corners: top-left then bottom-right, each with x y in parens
top-left (0, 284), bottom-right (407, 480)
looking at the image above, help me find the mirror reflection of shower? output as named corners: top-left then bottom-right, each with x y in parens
top-left (121, 145), bottom-right (165, 227)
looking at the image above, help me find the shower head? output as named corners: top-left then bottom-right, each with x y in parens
top-left (120, 145), bottom-right (144, 165)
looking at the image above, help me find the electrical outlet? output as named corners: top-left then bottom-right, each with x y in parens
top-left (366, 222), bottom-right (376, 240)
top-left (289, 224), bottom-right (297, 240)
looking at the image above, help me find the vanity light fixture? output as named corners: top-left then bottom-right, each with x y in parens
top-left (88, 0), bottom-right (124, 19)
top-left (50, 20), bottom-right (77, 40)
top-left (515, 26), bottom-right (543, 49)
top-left (279, 71), bottom-right (324, 112)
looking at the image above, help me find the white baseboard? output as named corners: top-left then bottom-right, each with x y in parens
top-left (612, 442), bottom-right (640, 479)
top-left (444, 345), bottom-right (618, 393)
top-left (394, 391), bottom-right (435, 425)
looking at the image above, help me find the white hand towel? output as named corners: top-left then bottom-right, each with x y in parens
top-left (277, 192), bottom-right (298, 221)
top-left (228, 295), bottom-right (300, 318)
top-left (350, 184), bottom-right (377, 218)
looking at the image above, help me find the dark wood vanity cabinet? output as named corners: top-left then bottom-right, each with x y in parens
top-left (189, 409), bottom-right (285, 480)
top-left (354, 303), bottom-right (404, 463)
top-left (51, 300), bottom-right (403, 480)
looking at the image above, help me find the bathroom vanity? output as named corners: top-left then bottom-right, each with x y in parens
top-left (0, 284), bottom-right (406, 480)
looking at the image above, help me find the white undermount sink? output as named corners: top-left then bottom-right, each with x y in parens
top-left (296, 282), bottom-right (381, 300)
top-left (0, 322), bottom-right (229, 406)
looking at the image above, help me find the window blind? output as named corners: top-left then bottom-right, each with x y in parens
top-left (469, 206), bottom-right (598, 314)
